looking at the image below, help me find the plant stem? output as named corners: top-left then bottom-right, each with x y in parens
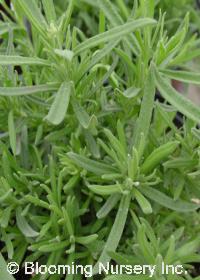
top-left (92, 192), bottom-right (131, 275)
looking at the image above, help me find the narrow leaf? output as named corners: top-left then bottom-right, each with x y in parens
top-left (154, 66), bottom-right (200, 123)
top-left (88, 184), bottom-right (122, 196)
top-left (75, 234), bottom-right (98, 245)
top-left (161, 69), bottom-right (200, 85)
top-left (8, 111), bottom-right (17, 156)
top-left (175, 238), bottom-right (200, 259)
top-left (71, 98), bottom-right (97, 129)
top-left (42, 0), bottom-right (56, 23)
top-left (141, 141), bottom-right (179, 174)
top-left (0, 83), bottom-right (59, 96)
top-left (104, 128), bottom-right (126, 160)
top-left (134, 64), bottom-right (155, 155)
top-left (140, 186), bottom-right (199, 212)
top-left (38, 241), bottom-right (69, 252)
top-left (80, 39), bottom-right (120, 79)
top-left (164, 235), bottom-right (175, 263)
top-left (74, 18), bottom-right (156, 54)
top-left (97, 0), bottom-right (140, 54)
top-left (0, 253), bottom-right (15, 280)
top-left (16, 208), bottom-right (39, 237)
top-left (98, 0), bottom-right (123, 26)
top-left (123, 87), bottom-right (141, 99)
top-left (97, 194), bottom-right (120, 219)
top-left (67, 152), bottom-right (117, 175)
top-left (45, 81), bottom-right (72, 125)
top-left (133, 189), bottom-right (152, 214)
top-left (0, 55), bottom-right (50, 66)
top-left (93, 194), bottom-right (131, 274)
top-left (16, 0), bottom-right (47, 38)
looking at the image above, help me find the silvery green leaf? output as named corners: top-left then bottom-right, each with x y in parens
top-left (44, 81), bottom-right (72, 125)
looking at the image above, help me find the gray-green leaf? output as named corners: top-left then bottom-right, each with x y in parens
top-left (71, 98), bottom-right (97, 129)
top-left (16, 208), bottom-right (39, 237)
top-left (74, 18), bottom-right (156, 54)
top-left (67, 152), bottom-right (117, 175)
top-left (123, 86), bottom-right (141, 99)
top-left (140, 186), bottom-right (199, 212)
top-left (0, 55), bottom-right (50, 66)
top-left (0, 83), bottom-right (59, 96)
top-left (133, 65), bottom-right (155, 156)
top-left (153, 66), bottom-right (200, 123)
top-left (88, 184), bottom-right (122, 196)
top-left (161, 69), bottom-right (200, 85)
top-left (44, 81), bottom-right (72, 125)
top-left (93, 194), bottom-right (131, 274)
top-left (8, 111), bottom-right (17, 156)
top-left (0, 253), bottom-right (15, 280)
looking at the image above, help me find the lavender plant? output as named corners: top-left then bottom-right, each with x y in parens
top-left (0, 1), bottom-right (200, 280)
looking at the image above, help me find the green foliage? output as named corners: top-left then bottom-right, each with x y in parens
top-left (0, 0), bottom-right (200, 280)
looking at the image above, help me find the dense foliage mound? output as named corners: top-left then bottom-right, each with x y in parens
top-left (0, 1), bottom-right (200, 280)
